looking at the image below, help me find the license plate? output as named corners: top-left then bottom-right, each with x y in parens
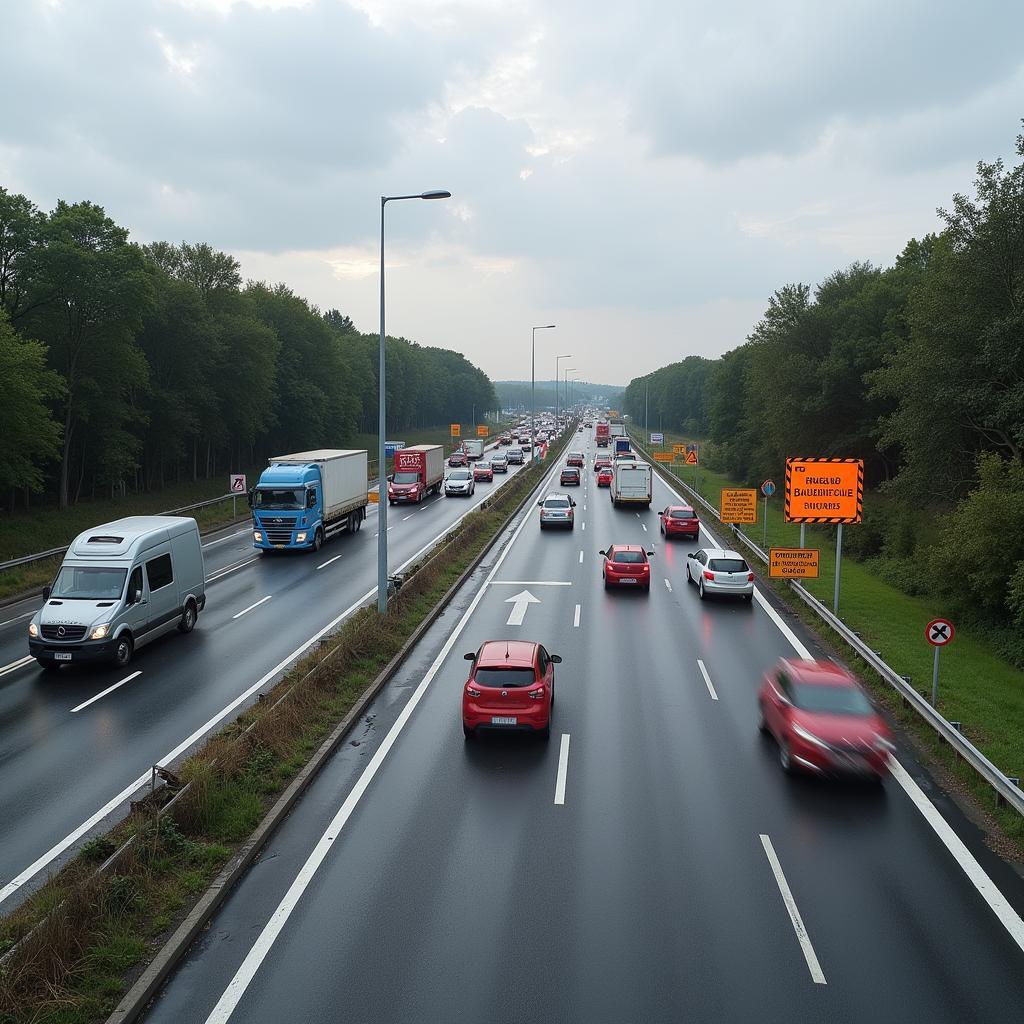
top-left (620, 578), bottom-right (636, 584)
top-left (491, 716), bottom-right (518, 726)
top-left (54, 652), bottom-right (72, 661)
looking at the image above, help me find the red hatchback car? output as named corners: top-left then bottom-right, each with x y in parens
top-left (593, 456), bottom-right (612, 473)
top-left (597, 466), bottom-right (613, 487)
top-left (560, 466), bottom-right (581, 486)
top-left (473, 461), bottom-right (494, 482)
top-left (600, 545), bottom-right (654, 591)
top-left (758, 659), bottom-right (894, 780)
top-left (566, 451), bottom-right (584, 467)
top-left (448, 451), bottom-right (467, 467)
top-left (462, 640), bottom-right (561, 739)
top-left (659, 504), bottom-right (700, 540)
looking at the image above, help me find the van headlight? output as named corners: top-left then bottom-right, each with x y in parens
top-left (90, 623), bottom-right (110, 640)
top-left (253, 531), bottom-right (263, 542)
top-left (295, 532), bottom-right (307, 543)
top-left (28, 622), bottom-right (38, 638)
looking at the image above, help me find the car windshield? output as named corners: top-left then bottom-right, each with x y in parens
top-left (613, 551), bottom-right (645, 563)
top-left (710, 558), bottom-right (747, 572)
top-left (793, 683), bottom-right (874, 716)
top-left (476, 462), bottom-right (490, 469)
top-left (670, 509), bottom-right (695, 519)
top-left (474, 667), bottom-right (537, 687)
top-left (544, 498), bottom-right (570, 508)
top-left (450, 470), bottom-right (471, 480)
top-left (254, 488), bottom-right (303, 509)
top-left (392, 472), bottom-right (419, 484)
top-left (562, 469), bottom-right (578, 476)
top-left (52, 565), bottom-right (128, 600)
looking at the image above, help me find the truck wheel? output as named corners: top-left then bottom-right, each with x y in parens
top-left (178, 600), bottom-right (197, 634)
top-left (113, 634), bottom-right (134, 668)
top-left (312, 528), bottom-right (323, 552)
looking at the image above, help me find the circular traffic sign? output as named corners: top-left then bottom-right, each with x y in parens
top-left (761, 479), bottom-right (776, 497)
top-left (926, 618), bottom-right (955, 646)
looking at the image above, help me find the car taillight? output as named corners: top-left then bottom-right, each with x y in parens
top-left (747, 572), bottom-right (755, 582)
top-left (528, 686), bottom-right (546, 699)
top-left (466, 685), bottom-right (481, 698)
top-left (703, 570), bottom-right (715, 581)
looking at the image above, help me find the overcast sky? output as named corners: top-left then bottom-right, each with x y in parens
top-left (3, 0), bottom-right (1022, 384)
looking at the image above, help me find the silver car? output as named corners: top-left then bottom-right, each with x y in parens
top-left (445, 469), bottom-right (476, 497)
top-left (538, 493), bottom-right (576, 530)
top-left (491, 453), bottom-right (509, 473)
top-left (685, 547), bottom-right (754, 602)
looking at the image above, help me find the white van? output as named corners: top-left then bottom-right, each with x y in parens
top-left (610, 461), bottom-right (653, 508)
top-left (28, 516), bottom-right (206, 671)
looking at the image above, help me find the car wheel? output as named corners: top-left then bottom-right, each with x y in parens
top-left (539, 722), bottom-right (551, 741)
top-left (757, 702), bottom-right (768, 734)
top-left (604, 577), bottom-right (610, 590)
top-left (463, 723), bottom-right (475, 740)
top-left (698, 579), bottom-right (706, 600)
top-left (660, 521), bottom-right (664, 534)
top-left (643, 582), bottom-right (650, 592)
top-left (177, 600), bottom-right (197, 634)
top-left (113, 633), bottom-right (134, 668)
top-left (779, 739), bottom-right (794, 775)
top-left (744, 593), bottom-right (753, 603)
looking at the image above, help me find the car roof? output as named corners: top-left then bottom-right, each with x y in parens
top-left (701, 547), bottom-right (744, 558)
top-left (779, 658), bottom-right (856, 687)
top-left (610, 544), bottom-right (645, 553)
top-left (666, 504), bottom-right (694, 511)
top-left (478, 640), bottom-right (538, 667)
top-left (544, 492), bottom-right (572, 500)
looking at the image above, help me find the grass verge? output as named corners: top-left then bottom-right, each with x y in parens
top-left (0, 429), bottom-right (569, 1024)
top-left (631, 427), bottom-right (1024, 859)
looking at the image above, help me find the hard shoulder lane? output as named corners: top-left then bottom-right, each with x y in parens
top-left (0, 458), bottom-right (529, 909)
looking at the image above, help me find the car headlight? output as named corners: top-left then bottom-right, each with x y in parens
top-left (28, 622), bottom-right (38, 638)
top-left (253, 531), bottom-right (263, 542)
top-left (90, 623), bottom-right (110, 640)
top-left (295, 532), bottom-right (307, 543)
top-left (792, 723), bottom-right (831, 750)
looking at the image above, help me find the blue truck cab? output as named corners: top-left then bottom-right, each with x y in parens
top-left (250, 449), bottom-right (369, 553)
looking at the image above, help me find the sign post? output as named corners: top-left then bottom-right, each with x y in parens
top-left (230, 474), bottom-right (246, 520)
top-left (686, 443), bottom-right (699, 494)
top-left (926, 618), bottom-right (955, 707)
top-left (785, 458), bottom-right (863, 614)
top-left (760, 479), bottom-right (775, 549)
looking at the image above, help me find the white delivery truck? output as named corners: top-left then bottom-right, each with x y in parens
top-left (251, 449), bottom-right (369, 552)
top-left (28, 516), bottom-right (206, 670)
top-left (610, 461), bottom-right (653, 508)
top-left (462, 439), bottom-right (485, 461)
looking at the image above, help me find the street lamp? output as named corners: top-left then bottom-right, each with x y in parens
top-left (554, 354), bottom-right (572, 426)
top-left (531, 325), bottom-right (556, 461)
top-left (378, 188), bottom-right (451, 613)
top-left (564, 367), bottom-right (576, 418)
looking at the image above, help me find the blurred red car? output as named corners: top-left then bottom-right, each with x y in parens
top-left (597, 466), bottom-right (613, 487)
top-left (462, 640), bottom-right (561, 739)
top-left (566, 451), bottom-right (584, 467)
top-left (448, 451), bottom-right (467, 467)
top-left (659, 504), bottom-right (700, 540)
top-left (473, 461), bottom-right (494, 481)
top-left (560, 466), bottom-right (581, 486)
top-left (758, 659), bottom-right (894, 780)
top-left (600, 545), bottom-right (653, 592)
top-left (593, 457), bottom-right (612, 473)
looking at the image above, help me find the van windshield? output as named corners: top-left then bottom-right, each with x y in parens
top-left (52, 566), bottom-right (128, 600)
top-left (392, 472), bottom-right (419, 484)
top-left (254, 489), bottom-right (303, 509)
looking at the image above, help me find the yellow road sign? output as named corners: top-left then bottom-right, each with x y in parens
top-left (653, 452), bottom-right (674, 463)
top-left (476, 425), bottom-right (488, 437)
top-left (368, 490), bottom-right (380, 504)
top-left (684, 450), bottom-right (698, 465)
top-left (785, 458), bottom-right (863, 524)
top-left (769, 547), bottom-right (820, 579)
top-left (672, 443), bottom-right (687, 455)
top-left (720, 488), bottom-right (758, 524)
top-left (450, 423), bottom-right (461, 438)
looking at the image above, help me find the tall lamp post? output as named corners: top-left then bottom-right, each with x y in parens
top-left (378, 189), bottom-right (451, 613)
top-left (565, 368), bottom-right (576, 417)
top-left (532, 324), bottom-right (556, 461)
top-left (555, 353), bottom-right (573, 426)
top-left (567, 374), bottom-right (578, 415)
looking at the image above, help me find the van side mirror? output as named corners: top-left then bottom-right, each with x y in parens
top-left (42, 585), bottom-right (51, 601)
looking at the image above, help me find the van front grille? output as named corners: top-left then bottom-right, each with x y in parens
top-left (41, 624), bottom-right (87, 641)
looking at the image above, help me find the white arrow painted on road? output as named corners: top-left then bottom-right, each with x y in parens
top-left (505, 589), bottom-right (541, 626)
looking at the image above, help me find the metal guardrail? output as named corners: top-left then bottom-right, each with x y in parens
top-left (629, 431), bottom-right (1024, 817)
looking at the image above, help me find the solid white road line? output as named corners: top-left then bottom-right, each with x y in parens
top-left (202, 457), bottom-right (562, 1024)
top-left (759, 834), bottom-right (827, 985)
top-left (206, 556), bottom-right (259, 585)
top-left (70, 672), bottom-right (142, 713)
top-left (0, 655), bottom-right (35, 678)
top-left (232, 596), bottom-right (272, 621)
top-left (0, 611), bottom-right (34, 629)
top-left (573, 604), bottom-right (581, 628)
top-left (888, 757), bottom-right (1024, 954)
top-left (696, 659), bottom-right (719, 701)
top-left (487, 581), bottom-right (573, 587)
top-left (578, 550), bottom-right (584, 564)
top-left (402, 514), bottom-right (415, 521)
top-left (664, 578), bottom-right (672, 592)
top-left (0, 472), bottom-right (530, 908)
top-left (554, 733), bottom-right (571, 805)
top-left (316, 555), bottom-right (343, 571)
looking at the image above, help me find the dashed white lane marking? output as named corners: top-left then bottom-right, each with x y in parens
top-left (578, 551), bottom-right (584, 564)
top-left (664, 578), bottom-right (672, 592)
top-left (760, 834), bottom-right (827, 985)
top-left (0, 611), bottom-right (34, 629)
top-left (641, 523), bottom-right (648, 532)
top-left (316, 555), bottom-right (342, 570)
top-left (696, 659), bottom-right (719, 701)
top-left (554, 733), bottom-right (571, 805)
top-left (573, 604), bottom-right (581, 628)
top-left (232, 595), bottom-right (272, 620)
top-left (70, 672), bottom-right (142, 713)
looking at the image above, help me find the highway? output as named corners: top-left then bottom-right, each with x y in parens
top-left (140, 427), bottom-right (1024, 1023)
top-left (0, 446), bottom-right (530, 909)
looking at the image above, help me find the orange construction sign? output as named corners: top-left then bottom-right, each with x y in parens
top-left (450, 423), bottom-right (461, 438)
top-left (720, 489), bottom-right (758, 524)
top-left (653, 452), bottom-right (674, 463)
top-left (769, 548), bottom-right (820, 579)
top-left (476, 425), bottom-right (488, 437)
top-left (785, 458), bottom-right (863, 524)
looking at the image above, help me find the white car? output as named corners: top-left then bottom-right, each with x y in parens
top-left (445, 469), bottom-right (476, 497)
top-left (685, 548), bottom-right (754, 602)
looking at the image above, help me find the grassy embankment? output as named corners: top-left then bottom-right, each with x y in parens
top-left (0, 427), bottom-right (566, 1024)
top-left (632, 427), bottom-right (1024, 849)
top-left (0, 425), bottom-right (510, 604)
